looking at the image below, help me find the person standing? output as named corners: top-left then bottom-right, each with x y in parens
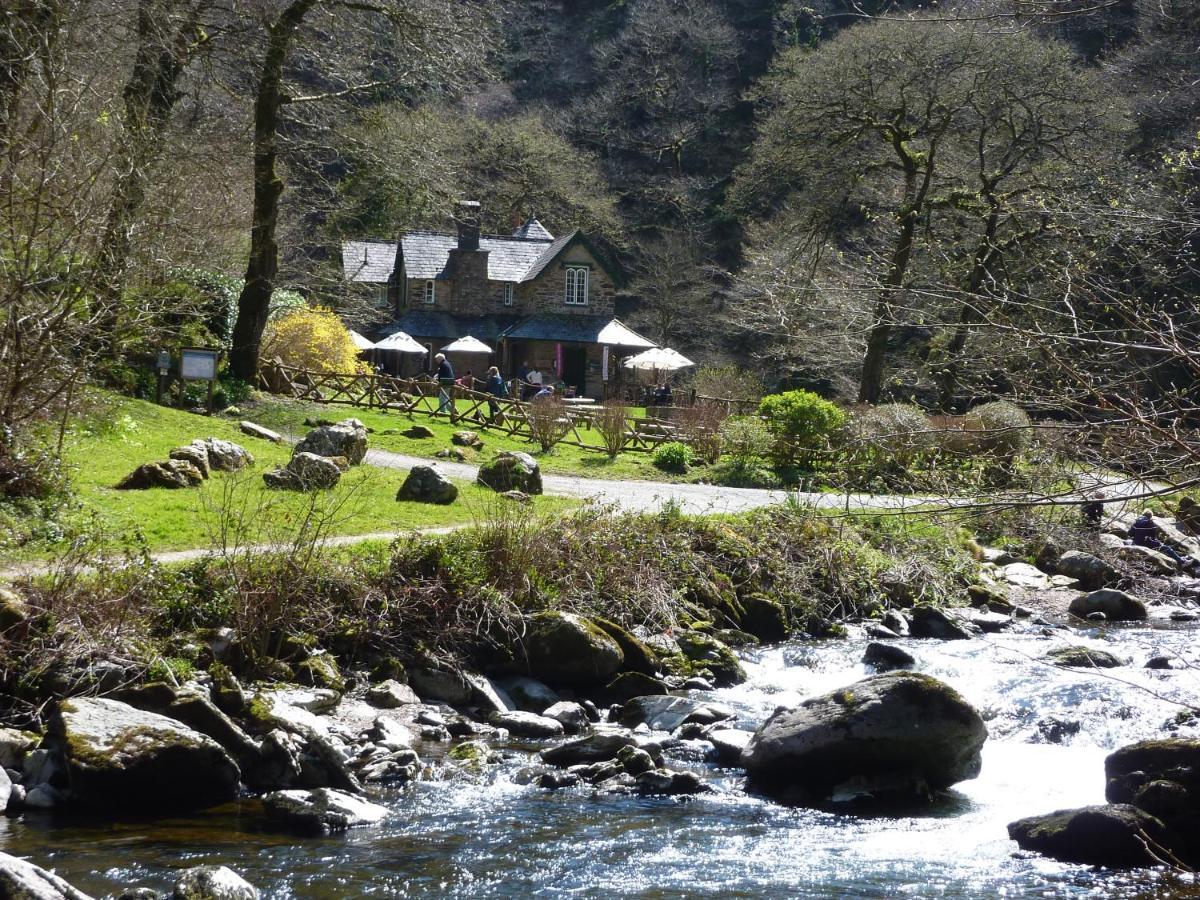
top-left (435, 352), bottom-right (455, 414)
top-left (485, 365), bottom-right (507, 422)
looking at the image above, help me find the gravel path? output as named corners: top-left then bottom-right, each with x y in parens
top-left (365, 448), bottom-right (918, 515)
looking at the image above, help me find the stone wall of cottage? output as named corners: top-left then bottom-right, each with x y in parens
top-left (401, 242), bottom-right (615, 317)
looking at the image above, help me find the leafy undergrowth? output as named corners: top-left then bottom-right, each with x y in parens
top-left (2, 502), bottom-right (978, 719)
top-left (1, 393), bottom-right (570, 561)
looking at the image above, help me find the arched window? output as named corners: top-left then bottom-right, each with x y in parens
top-left (564, 266), bottom-right (588, 305)
top-left (423, 280), bottom-right (436, 305)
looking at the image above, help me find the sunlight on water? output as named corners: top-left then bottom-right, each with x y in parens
top-left (5, 626), bottom-right (1200, 898)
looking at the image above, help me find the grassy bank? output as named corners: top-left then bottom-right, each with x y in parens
top-left (2, 502), bottom-right (977, 718)
top-left (1, 393), bottom-right (570, 561)
top-left (241, 394), bottom-right (700, 484)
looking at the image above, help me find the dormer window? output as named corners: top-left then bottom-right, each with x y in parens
top-left (423, 280), bottom-right (436, 305)
top-left (503, 283), bottom-right (514, 307)
top-left (564, 266), bottom-right (588, 306)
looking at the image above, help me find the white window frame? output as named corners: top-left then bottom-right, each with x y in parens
top-left (375, 284), bottom-right (389, 307)
top-left (423, 279), bottom-right (436, 305)
top-left (564, 266), bottom-right (589, 306)
top-left (503, 283), bottom-right (514, 307)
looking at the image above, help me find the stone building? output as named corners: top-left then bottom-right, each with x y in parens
top-left (342, 201), bottom-right (654, 397)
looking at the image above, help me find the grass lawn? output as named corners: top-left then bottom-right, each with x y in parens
top-left (7, 394), bottom-right (571, 560)
top-left (240, 394), bottom-right (704, 483)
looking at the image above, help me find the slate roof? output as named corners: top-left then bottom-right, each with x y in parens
top-left (398, 231), bottom-right (557, 282)
top-left (342, 240), bottom-right (397, 283)
top-left (511, 217), bottom-right (555, 241)
top-left (501, 315), bottom-right (656, 349)
top-left (391, 311), bottom-right (523, 342)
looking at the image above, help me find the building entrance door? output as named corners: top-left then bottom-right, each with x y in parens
top-left (562, 345), bottom-right (587, 396)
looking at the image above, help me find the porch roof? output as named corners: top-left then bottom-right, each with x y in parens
top-left (500, 315), bottom-right (656, 349)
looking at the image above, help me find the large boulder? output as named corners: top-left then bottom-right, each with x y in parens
top-left (262, 452), bottom-right (341, 491)
top-left (262, 787), bottom-right (387, 834)
top-left (541, 732), bottom-right (642, 767)
top-left (1007, 804), bottom-right (1169, 868)
top-left (199, 438), bottom-right (253, 472)
top-left (1106, 738), bottom-right (1200, 862)
top-left (116, 459), bottom-right (204, 490)
top-left (521, 612), bottom-right (623, 688)
top-left (741, 671), bottom-right (987, 806)
top-left (396, 464), bottom-right (458, 504)
top-left (0, 850), bottom-right (94, 899)
top-left (172, 866), bottom-right (259, 900)
top-left (168, 444), bottom-right (211, 478)
top-left (294, 419), bottom-right (368, 465)
top-left (50, 697), bottom-right (240, 812)
top-left (487, 710), bottom-right (564, 739)
top-left (908, 605), bottom-right (978, 640)
top-left (494, 676), bottom-right (560, 713)
top-left (1055, 551), bottom-right (1119, 591)
top-left (477, 451), bottom-right (543, 495)
top-left (1069, 589), bottom-right (1148, 622)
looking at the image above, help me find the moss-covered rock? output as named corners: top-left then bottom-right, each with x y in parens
top-left (742, 671), bottom-right (986, 807)
top-left (295, 653), bottom-right (345, 693)
top-left (739, 594), bottom-right (789, 642)
top-left (674, 630), bottom-right (746, 687)
top-left (50, 696), bottom-right (240, 813)
top-left (448, 739), bottom-right (495, 773)
top-left (590, 618), bottom-right (659, 675)
top-left (1007, 804), bottom-right (1169, 868)
top-left (1046, 646), bottom-right (1123, 669)
top-left (521, 612), bottom-right (624, 688)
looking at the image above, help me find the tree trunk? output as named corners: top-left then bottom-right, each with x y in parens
top-left (935, 209), bottom-right (1000, 411)
top-left (93, 0), bottom-right (203, 356)
top-left (229, 0), bottom-right (318, 383)
top-left (0, 2), bottom-right (60, 154)
top-left (858, 207), bottom-right (918, 405)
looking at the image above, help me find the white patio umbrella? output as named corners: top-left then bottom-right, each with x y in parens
top-left (348, 329), bottom-right (374, 351)
top-left (441, 335), bottom-right (493, 354)
top-left (622, 347), bottom-right (694, 371)
top-left (373, 330), bottom-right (427, 353)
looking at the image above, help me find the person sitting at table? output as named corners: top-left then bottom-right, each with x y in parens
top-left (653, 382), bottom-right (673, 406)
top-left (533, 383), bottom-right (555, 400)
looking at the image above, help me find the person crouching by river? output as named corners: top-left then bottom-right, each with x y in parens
top-left (435, 353), bottom-right (455, 414)
top-left (1130, 509), bottom-right (1196, 569)
top-left (485, 365), bottom-right (508, 422)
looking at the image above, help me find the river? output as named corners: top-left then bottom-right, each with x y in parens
top-left (4, 622), bottom-right (1200, 898)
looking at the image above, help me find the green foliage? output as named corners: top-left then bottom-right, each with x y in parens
top-left (653, 441), bottom-right (694, 473)
top-left (757, 390), bottom-right (845, 475)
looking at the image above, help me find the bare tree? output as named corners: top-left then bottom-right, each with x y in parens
top-left (228, 0), bottom-right (496, 382)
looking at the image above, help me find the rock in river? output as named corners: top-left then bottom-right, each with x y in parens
top-left (173, 865), bottom-right (259, 900)
top-left (741, 671), bottom-right (987, 807)
top-left (1007, 804), bottom-right (1169, 868)
top-left (262, 787), bottom-right (388, 834)
top-left (0, 849), bottom-right (94, 899)
top-left (618, 696), bottom-right (734, 732)
top-left (50, 697), bottom-right (240, 813)
top-left (521, 612), bottom-right (624, 688)
top-left (1069, 589), bottom-right (1148, 622)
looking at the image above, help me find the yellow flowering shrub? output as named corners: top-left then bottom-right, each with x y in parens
top-left (261, 306), bottom-right (369, 374)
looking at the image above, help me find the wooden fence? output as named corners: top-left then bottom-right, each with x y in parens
top-left (258, 361), bottom-right (685, 453)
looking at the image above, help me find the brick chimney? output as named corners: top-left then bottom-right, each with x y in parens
top-left (456, 199), bottom-right (481, 251)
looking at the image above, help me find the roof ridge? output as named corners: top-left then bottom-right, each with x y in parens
top-left (401, 229), bottom-right (554, 243)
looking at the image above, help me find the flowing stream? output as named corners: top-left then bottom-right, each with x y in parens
top-left (5, 622), bottom-right (1200, 898)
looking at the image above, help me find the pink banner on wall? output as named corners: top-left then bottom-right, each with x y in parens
top-left (555, 343), bottom-right (563, 377)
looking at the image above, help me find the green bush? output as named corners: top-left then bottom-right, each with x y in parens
top-left (653, 441), bottom-right (694, 473)
top-left (756, 390), bottom-right (845, 476)
top-left (721, 416), bottom-right (772, 468)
